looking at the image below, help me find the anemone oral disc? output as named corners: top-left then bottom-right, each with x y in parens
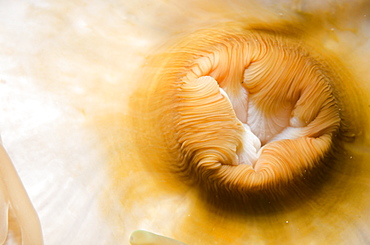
top-left (145, 24), bottom-right (344, 203)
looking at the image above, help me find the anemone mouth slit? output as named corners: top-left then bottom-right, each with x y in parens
top-left (147, 24), bottom-right (346, 205)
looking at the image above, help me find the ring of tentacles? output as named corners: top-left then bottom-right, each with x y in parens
top-left (147, 23), bottom-right (345, 202)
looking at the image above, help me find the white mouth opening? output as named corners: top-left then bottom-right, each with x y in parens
top-left (219, 80), bottom-right (307, 166)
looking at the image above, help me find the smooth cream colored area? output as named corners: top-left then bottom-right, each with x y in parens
top-left (130, 230), bottom-right (187, 245)
top-left (0, 0), bottom-right (369, 244)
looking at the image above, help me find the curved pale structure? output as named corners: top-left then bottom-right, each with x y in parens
top-left (0, 144), bottom-right (43, 244)
top-left (0, 0), bottom-right (369, 244)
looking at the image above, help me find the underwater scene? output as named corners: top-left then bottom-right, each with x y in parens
top-left (0, 0), bottom-right (369, 244)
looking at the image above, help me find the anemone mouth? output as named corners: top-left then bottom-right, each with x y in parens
top-left (149, 24), bottom-right (343, 203)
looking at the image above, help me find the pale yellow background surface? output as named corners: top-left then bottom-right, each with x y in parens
top-left (0, 0), bottom-right (369, 244)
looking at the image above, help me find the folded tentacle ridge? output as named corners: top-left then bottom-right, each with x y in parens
top-left (146, 23), bottom-right (346, 203)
